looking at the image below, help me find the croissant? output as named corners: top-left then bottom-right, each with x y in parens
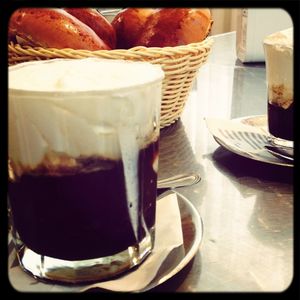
top-left (8, 8), bottom-right (111, 50)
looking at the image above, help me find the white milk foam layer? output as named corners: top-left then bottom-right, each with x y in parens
top-left (264, 27), bottom-right (293, 108)
top-left (9, 58), bottom-right (164, 242)
top-left (9, 58), bottom-right (164, 168)
top-left (9, 58), bottom-right (164, 92)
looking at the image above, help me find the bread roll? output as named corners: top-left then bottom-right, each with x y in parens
top-left (64, 8), bottom-right (116, 49)
top-left (111, 8), bottom-right (156, 49)
top-left (9, 8), bottom-right (110, 50)
top-left (112, 8), bottom-right (213, 49)
top-left (136, 8), bottom-right (213, 47)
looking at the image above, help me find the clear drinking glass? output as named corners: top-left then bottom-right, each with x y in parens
top-left (263, 27), bottom-right (293, 149)
top-left (8, 58), bottom-right (164, 283)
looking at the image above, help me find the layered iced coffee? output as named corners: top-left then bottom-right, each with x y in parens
top-left (8, 58), bottom-right (164, 282)
top-left (263, 28), bottom-right (293, 145)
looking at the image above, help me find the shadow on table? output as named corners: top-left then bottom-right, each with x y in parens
top-left (211, 147), bottom-right (293, 251)
top-left (211, 146), bottom-right (293, 185)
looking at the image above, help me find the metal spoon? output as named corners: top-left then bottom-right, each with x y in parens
top-left (157, 173), bottom-right (201, 189)
top-left (264, 145), bottom-right (294, 162)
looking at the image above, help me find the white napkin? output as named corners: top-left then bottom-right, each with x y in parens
top-left (8, 192), bottom-right (183, 293)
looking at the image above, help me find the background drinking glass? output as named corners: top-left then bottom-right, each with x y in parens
top-left (263, 27), bottom-right (293, 149)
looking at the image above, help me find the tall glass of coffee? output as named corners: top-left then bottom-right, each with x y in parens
top-left (263, 27), bottom-right (293, 149)
top-left (8, 58), bottom-right (164, 283)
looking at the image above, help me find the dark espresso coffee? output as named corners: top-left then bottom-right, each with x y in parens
top-left (268, 102), bottom-right (293, 141)
top-left (8, 141), bottom-right (158, 261)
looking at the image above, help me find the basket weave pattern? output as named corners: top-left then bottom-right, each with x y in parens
top-left (8, 38), bottom-right (213, 128)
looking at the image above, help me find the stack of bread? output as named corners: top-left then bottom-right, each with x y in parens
top-left (9, 7), bottom-right (213, 50)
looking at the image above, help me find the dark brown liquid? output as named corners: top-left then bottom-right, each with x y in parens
top-left (8, 141), bottom-right (158, 261)
top-left (268, 102), bottom-right (293, 141)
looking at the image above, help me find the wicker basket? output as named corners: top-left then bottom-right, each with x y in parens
top-left (8, 37), bottom-right (213, 128)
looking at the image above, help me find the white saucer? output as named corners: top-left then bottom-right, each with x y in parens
top-left (141, 190), bottom-right (203, 291)
top-left (206, 115), bottom-right (293, 167)
top-left (8, 191), bottom-right (203, 292)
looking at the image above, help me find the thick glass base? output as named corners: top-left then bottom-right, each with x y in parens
top-left (13, 228), bottom-right (155, 284)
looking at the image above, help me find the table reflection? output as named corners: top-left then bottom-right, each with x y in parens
top-left (158, 31), bottom-right (294, 292)
top-left (158, 120), bottom-right (204, 182)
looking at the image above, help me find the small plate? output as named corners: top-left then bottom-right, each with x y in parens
top-left (206, 115), bottom-right (293, 167)
top-left (141, 190), bottom-right (203, 291)
top-left (8, 191), bottom-right (203, 292)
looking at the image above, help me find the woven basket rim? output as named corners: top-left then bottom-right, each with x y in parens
top-left (8, 37), bottom-right (213, 56)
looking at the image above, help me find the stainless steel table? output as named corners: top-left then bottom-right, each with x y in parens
top-left (155, 31), bottom-right (293, 292)
top-left (7, 31), bottom-right (293, 294)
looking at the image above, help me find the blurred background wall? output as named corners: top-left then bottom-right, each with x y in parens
top-left (210, 9), bottom-right (239, 35)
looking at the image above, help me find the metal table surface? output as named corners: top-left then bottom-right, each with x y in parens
top-left (155, 31), bottom-right (294, 292)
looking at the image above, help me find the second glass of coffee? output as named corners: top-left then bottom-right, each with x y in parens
top-left (263, 27), bottom-right (293, 149)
